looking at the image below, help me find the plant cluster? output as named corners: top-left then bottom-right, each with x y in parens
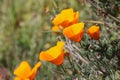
top-left (13, 7), bottom-right (120, 80)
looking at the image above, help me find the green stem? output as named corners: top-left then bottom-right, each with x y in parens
top-left (68, 56), bottom-right (77, 76)
top-left (60, 65), bottom-right (66, 73)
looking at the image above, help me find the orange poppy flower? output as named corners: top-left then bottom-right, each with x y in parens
top-left (87, 25), bottom-right (100, 40)
top-left (52, 8), bottom-right (79, 28)
top-left (63, 22), bottom-right (84, 42)
top-left (14, 61), bottom-right (41, 80)
top-left (51, 26), bottom-right (61, 33)
top-left (40, 41), bottom-right (65, 65)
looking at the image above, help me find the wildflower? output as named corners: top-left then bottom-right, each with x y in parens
top-left (40, 41), bottom-right (65, 65)
top-left (52, 8), bottom-right (79, 28)
top-left (63, 22), bottom-right (84, 42)
top-left (52, 26), bottom-right (61, 33)
top-left (87, 25), bottom-right (100, 40)
top-left (14, 61), bottom-right (41, 80)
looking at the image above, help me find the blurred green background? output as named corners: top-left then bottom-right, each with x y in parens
top-left (0, 0), bottom-right (119, 80)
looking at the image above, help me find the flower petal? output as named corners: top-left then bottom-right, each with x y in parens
top-left (52, 26), bottom-right (61, 33)
top-left (28, 62), bottom-right (41, 80)
top-left (56, 41), bottom-right (65, 49)
top-left (40, 41), bottom-right (65, 65)
top-left (52, 8), bottom-right (79, 28)
top-left (87, 25), bottom-right (100, 40)
top-left (14, 61), bottom-right (32, 79)
top-left (40, 51), bottom-right (54, 61)
top-left (63, 22), bottom-right (84, 42)
top-left (14, 77), bottom-right (21, 80)
top-left (51, 52), bottom-right (64, 65)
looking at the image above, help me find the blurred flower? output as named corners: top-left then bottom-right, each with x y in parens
top-left (63, 22), bottom-right (84, 42)
top-left (52, 8), bottom-right (79, 28)
top-left (40, 41), bottom-right (65, 65)
top-left (52, 26), bottom-right (61, 33)
top-left (87, 25), bottom-right (100, 40)
top-left (14, 61), bottom-right (41, 80)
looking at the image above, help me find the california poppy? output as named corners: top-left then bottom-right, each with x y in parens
top-left (52, 8), bottom-right (79, 28)
top-left (14, 61), bottom-right (41, 80)
top-left (63, 22), bottom-right (84, 42)
top-left (52, 26), bottom-right (61, 33)
top-left (40, 41), bottom-right (65, 65)
top-left (87, 25), bottom-right (100, 40)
